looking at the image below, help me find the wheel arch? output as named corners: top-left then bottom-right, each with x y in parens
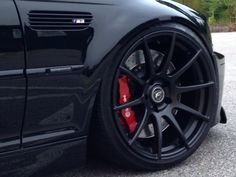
top-left (88, 22), bottom-right (219, 169)
top-left (86, 4), bottom-right (219, 136)
top-left (86, 18), bottom-right (218, 133)
top-left (88, 20), bottom-right (219, 135)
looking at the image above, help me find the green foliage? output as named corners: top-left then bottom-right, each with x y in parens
top-left (174, 0), bottom-right (236, 24)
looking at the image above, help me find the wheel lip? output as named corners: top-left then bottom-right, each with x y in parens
top-left (111, 29), bottom-right (217, 161)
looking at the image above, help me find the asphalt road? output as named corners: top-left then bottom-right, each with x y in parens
top-left (52, 32), bottom-right (236, 177)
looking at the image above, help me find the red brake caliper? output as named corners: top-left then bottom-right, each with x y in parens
top-left (118, 75), bottom-right (137, 133)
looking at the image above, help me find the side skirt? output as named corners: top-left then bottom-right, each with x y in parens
top-left (0, 137), bottom-right (87, 177)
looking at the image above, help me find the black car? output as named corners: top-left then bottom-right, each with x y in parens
top-left (0, 0), bottom-right (226, 176)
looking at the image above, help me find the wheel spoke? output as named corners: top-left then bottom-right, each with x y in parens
top-left (152, 112), bottom-right (163, 159)
top-left (171, 50), bottom-right (202, 80)
top-left (129, 109), bottom-right (150, 145)
top-left (120, 66), bottom-right (145, 86)
top-left (161, 33), bottom-right (176, 74)
top-left (143, 38), bottom-right (155, 76)
top-left (114, 96), bottom-right (144, 111)
top-left (176, 81), bottom-right (214, 94)
top-left (165, 113), bottom-right (190, 149)
top-left (175, 103), bottom-right (210, 122)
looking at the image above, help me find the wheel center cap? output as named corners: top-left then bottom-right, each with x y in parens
top-left (151, 86), bottom-right (165, 104)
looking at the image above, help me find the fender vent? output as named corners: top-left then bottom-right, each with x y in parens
top-left (28, 10), bottom-right (93, 31)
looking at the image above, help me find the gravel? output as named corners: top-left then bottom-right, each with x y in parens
top-left (52, 32), bottom-right (236, 177)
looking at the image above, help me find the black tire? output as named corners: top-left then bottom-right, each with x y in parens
top-left (90, 23), bottom-right (218, 170)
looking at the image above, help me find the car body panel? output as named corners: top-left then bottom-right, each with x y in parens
top-left (213, 52), bottom-right (226, 124)
top-left (0, 0), bottom-right (26, 152)
top-left (15, 0), bottom-right (100, 147)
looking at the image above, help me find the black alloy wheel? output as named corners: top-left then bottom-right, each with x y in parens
top-left (91, 23), bottom-right (218, 170)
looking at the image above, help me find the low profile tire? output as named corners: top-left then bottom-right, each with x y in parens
top-left (91, 23), bottom-right (218, 170)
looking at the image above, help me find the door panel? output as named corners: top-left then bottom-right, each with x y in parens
top-left (0, 0), bottom-right (26, 152)
top-left (15, 0), bottom-right (95, 146)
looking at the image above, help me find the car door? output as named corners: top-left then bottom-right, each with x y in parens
top-left (14, 0), bottom-right (96, 147)
top-left (0, 0), bottom-right (26, 152)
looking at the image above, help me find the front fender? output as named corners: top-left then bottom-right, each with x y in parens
top-left (85, 0), bottom-right (213, 70)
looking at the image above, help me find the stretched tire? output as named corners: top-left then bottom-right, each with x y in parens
top-left (90, 23), bottom-right (218, 170)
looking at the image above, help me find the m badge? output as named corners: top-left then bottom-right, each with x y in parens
top-left (72, 18), bottom-right (85, 24)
